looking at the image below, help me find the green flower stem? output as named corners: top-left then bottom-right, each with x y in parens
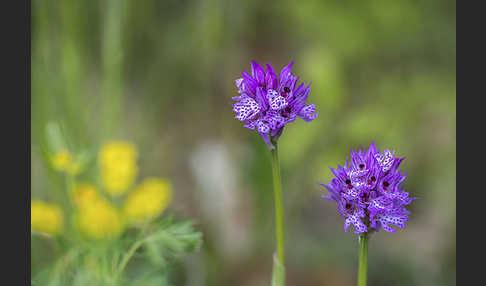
top-left (117, 238), bottom-right (145, 276)
top-left (116, 223), bottom-right (151, 277)
top-left (357, 233), bottom-right (368, 286)
top-left (271, 143), bottom-right (285, 266)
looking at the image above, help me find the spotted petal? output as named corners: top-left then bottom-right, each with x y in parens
top-left (298, 103), bottom-right (318, 122)
top-left (233, 96), bottom-right (261, 121)
top-left (344, 213), bottom-right (367, 234)
top-left (375, 150), bottom-right (395, 172)
top-left (267, 89), bottom-right (288, 111)
top-left (371, 213), bottom-right (408, 233)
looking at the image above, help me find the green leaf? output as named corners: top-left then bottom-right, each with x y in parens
top-left (145, 238), bottom-right (167, 268)
top-left (147, 219), bottom-right (203, 257)
top-left (271, 253), bottom-right (285, 286)
top-left (129, 218), bottom-right (202, 273)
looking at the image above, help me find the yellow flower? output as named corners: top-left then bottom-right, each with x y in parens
top-left (51, 149), bottom-right (72, 171)
top-left (74, 198), bottom-right (124, 239)
top-left (51, 149), bottom-right (83, 175)
top-left (123, 178), bottom-right (172, 223)
top-left (72, 183), bottom-right (99, 207)
top-left (31, 200), bottom-right (63, 235)
top-left (99, 141), bottom-right (138, 196)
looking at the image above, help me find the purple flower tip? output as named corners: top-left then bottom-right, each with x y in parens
top-left (232, 61), bottom-right (317, 148)
top-left (321, 143), bottom-right (415, 235)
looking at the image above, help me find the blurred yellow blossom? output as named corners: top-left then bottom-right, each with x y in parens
top-left (51, 149), bottom-right (83, 175)
top-left (31, 200), bottom-right (63, 235)
top-left (72, 183), bottom-right (100, 207)
top-left (123, 178), bottom-right (172, 222)
top-left (74, 198), bottom-right (124, 239)
top-left (51, 149), bottom-right (72, 171)
top-left (99, 141), bottom-right (138, 196)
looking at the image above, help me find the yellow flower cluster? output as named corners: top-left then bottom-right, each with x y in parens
top-left (31, 200), bottom-right (63, 235)
top-left (36, 141), bottom-right (173, 241)
top-left (123, 178), bottom-right (173, 223)
top-left (99, 141), bottom-right (138, 196)
top-left (51, 149), bottom-right (82, 175)
top-left (73, 184), bottom-right (124, 240)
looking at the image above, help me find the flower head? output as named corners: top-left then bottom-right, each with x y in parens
top-left (50, 149), bottom-right (84, 175)
top-left (72, 183), bottom-right (100, 207)
top-left (123, 178), bottom-right (173, 223)
top-left (51, 149), bottom-right (72, 171)
top-left (74, 198), bottom-right (124, 239)
top-left (99, 141), bottom-right (138, 196)
top-left (321, 142), bottom-right (415, 234)
top-left (31, 200), bottom-right (63, 235)
top-left (232, 61), bottom-right (318, 148)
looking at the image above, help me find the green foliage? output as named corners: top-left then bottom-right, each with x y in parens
top-left (32, 216), bottom-right (202, 286)
top-left (121, 216), bottom-right (202, 274)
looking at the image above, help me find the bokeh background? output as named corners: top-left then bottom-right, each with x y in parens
top-left (32, 0), bottom-right (456, 285)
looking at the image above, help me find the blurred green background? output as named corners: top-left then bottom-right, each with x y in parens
top-left (32, 0), bottom-right (456, 285)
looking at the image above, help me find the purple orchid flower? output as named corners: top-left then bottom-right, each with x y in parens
top-left (321, 142), bottom-right (415, 234)
top-left (232, 61), bottom-right (318, 148)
